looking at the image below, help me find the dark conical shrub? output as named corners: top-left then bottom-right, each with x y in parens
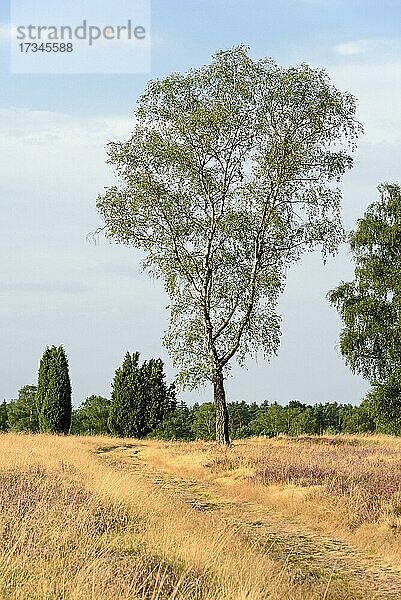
top-left (108, 352), bottom-right (176, 438)
top-left (37, 345), bottom-right (72, 433)
top-left (36, 346), bottom-right (52, 430)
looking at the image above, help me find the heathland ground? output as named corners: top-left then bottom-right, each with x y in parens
top-left (1, 434), bottom-right (401, 599)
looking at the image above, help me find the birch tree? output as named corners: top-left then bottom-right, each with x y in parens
top-left (97, 46), bottom-right (361, 444)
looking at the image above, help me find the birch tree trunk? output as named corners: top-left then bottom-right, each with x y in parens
top-left (214, 369), bottom-right (230, 445)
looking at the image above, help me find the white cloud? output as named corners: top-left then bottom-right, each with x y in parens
top-left (323, 52), bottom-right (401, 229)
top-left (0, 108), bottom-right (132, 145)
top-left (333, 38), bottom-right (401, 57)
top-left (334, 40), bottom-right (373, 56)
top-left (0, 108), bottom-right (133, 196)
top-left (325, 38), bottom-right (401, 149)
top-left (329, 61), bottom-right (401, 145)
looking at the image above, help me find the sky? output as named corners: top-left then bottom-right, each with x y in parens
top-left (1, 0), bottom-right (401, 407)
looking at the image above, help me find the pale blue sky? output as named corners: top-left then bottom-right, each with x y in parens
top-left (1, 0), bottom-right (401, 406)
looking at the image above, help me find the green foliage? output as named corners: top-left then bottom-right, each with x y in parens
top-left (288, 407), bottom-right (318, 436)
top-left (36, 346), bottom-right (52, 428)
top-left (7, 385), bottom-right (38, 432)
top-left (365, 376), bottom-right (401, 435)
top-left (0, 401), bottom-right (8, 432)
top-left (249, 401), bottom-right (287, 436)
top-left (142, 358), bottom-right (177, 430)
top-left (97, 46), bottom-right (361, 444)
top-left (108, 352), bottom-right (176, 438)
top-left (71, 395), bottom-right (111, 435)
top-left (108, 352), bottom-right (142, 437)
top-left (191, 403), bottom-right (216, 440)
top-left (313, 402), bottom-right (343, 434)
top-left (227, 401), bottom-right (259, 439)
top-left (152, 401), bottom-right (260, 441)
top-left (248, 400), bottom-right (319, 437)
top-left (329, 184), bottom-right (401, 384)
top-left (340, 401), bottom-right (375, 434)
top-left (37, 346), bottom-right (72, 433)
top-left (329, 183), bottom-right (401, 430)
top-left (150, 402), bottom-right (194, 441)
top-left (151, 399), bottom-right (376, 441)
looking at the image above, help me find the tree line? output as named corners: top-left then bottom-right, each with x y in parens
top-left (0, 391), bottom-right (385, 439)
top-left (0, 349), bottom-right (175, 437)
top-left (0, 380), bottom-right (390, 441)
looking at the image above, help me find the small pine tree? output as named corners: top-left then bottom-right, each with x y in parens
top-left (56, 346), bottom-right (72, 431)
top-left (191, 402), bottom-right (216, 440)
top-left (37, 345), bottom-right (72, 433)
top-left (108, 352), bottom-right (143, 437)
top-left (108, 352), bottom-right (176, 438)
top-left (36, 346), bottom-right (52, 430)
top-left (143, 358), bottom-right (176, 433)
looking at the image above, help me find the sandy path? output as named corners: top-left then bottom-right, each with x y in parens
top-left (97, 443), bottom-right (401, 600)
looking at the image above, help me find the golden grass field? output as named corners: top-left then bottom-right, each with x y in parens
top-left (1, 433), bottom-right (401, 599)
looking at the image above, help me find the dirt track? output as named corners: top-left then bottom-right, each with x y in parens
top-left (97, 443), bottom-right (401, 600)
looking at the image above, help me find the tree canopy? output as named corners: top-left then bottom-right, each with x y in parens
top-left (108, 352), bottom-right (176, 438)
top-left (97, 46), bottom-right (361, 443)
top-left (7, 385), bottom-right (38, 432)
top-left (329, 183), bottom-right (401, 430)
top-left (70, 395), bottom-right (111, 435)
top-left (329, 183), bottom-right (401, 384)
top-left (36, 345), bottom-right (72, 433)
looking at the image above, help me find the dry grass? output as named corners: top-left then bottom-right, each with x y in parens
top-left (2, 433), bottom-right (401, 599)
top-left (142, 435), bottom-right (401, 567)
top-left (0, 433), bottom-right (320, 600)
